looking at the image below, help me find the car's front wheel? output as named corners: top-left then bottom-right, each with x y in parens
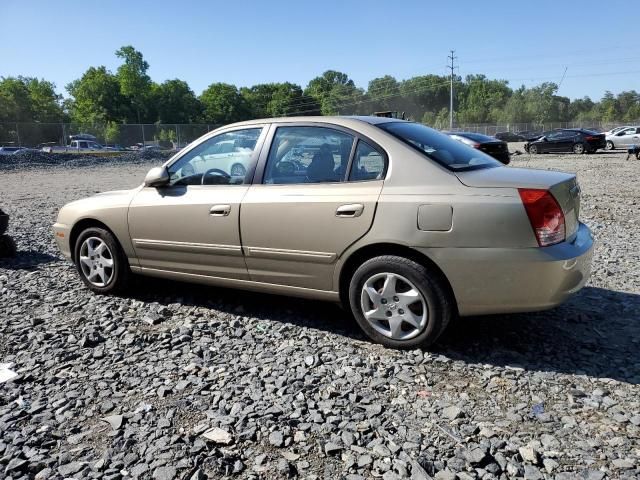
top-left (528, 144), bottom-right (538, 154)
top-left (74, 227), bottom-right (130, 294)
top-left (348, 255), bottom-right (452, 349)
top-left (606, 140), bottom-right (614, 150)
top-left (573, 143), bottom-right (585, 154)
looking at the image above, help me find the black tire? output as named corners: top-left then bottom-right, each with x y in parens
top-left (606, 140), bottom-right (614, 150)
top-left (573, 143), bottom-right (585, 154)
top-left (0, 234), bottom-right (17, 258)
top-left (73, 227), bottom-right (130, 294)
top-left (230, 163), bottom-right (246, 177)
top-left (528, 144), bottom-right (538, 155)
top-left (348, 255), bottom-right (453, 349)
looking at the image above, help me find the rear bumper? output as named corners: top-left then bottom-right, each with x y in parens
top-left (416, 222), bottom-right (594, 316)
top-left (587, 139), bottom-right (606, 150)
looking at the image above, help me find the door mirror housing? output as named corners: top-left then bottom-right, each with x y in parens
top-left (144, 166), bottom-right (170, 187)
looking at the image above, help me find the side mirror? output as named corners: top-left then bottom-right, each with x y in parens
top-left (144, 166), bottom-right (170, 187)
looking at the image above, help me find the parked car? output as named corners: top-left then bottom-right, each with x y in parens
top-left (605, 126), bottom-right (640, 150)
top-left (445, 132), bottom-right (511, 164)
top-left (0, 146), bottom-right (25, 155)
top-left (525, 129), bottom-right (606, 154)
top-left (517, 131), bottom-right (545, 142)
top-left (42, 140), bottom-right (106, 153)
top-left (53, 116), bottom-right (593, 349)
top-left (603, 126), bottom-right (630, 138)
top-left (494, 131), bottom-right (526, 142)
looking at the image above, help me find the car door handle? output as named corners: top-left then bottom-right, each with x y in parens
top-left (209, 204), bottom-right (231, 216)
top-left (336, 204), bottom-right (364, 218)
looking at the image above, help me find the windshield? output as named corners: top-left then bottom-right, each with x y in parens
top-left (378, 122), bottom-right (501, 171)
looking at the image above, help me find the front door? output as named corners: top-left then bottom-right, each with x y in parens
top-left (240, 125), bottom-right (387, 291)
top-left (128, 127), bottom-right (266, 279)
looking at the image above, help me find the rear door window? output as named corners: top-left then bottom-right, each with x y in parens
top-left (263, 126), bottom-right (354, 184)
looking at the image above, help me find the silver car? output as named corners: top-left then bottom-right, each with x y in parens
top-left (53, 117), bottom-right (594, 348)
top-left (605, 126), bottom-right (640, 150)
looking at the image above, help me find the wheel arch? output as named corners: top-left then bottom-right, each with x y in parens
top-left (338, 242), bottom-right (458, 313)
top-left (69, 218), bottom-right (122, 263)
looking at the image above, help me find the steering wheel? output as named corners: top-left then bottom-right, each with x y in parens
top-left (202, 168), bottom-right (231, 185)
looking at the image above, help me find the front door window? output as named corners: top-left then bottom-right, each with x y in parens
top-left (168, 128), bottom-right (263, 186)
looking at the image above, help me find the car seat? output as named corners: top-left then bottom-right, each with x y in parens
top-left (306, 145), bottom-right (338, 182)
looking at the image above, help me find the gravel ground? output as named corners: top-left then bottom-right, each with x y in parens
top-left (1, 149), bottom-right (639, 480)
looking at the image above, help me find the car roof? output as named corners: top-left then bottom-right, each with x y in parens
top-left (225, 115), bottom-right (407, 129)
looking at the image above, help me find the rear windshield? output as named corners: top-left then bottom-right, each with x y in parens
top-left (378, 122), bottom-right (501, 172)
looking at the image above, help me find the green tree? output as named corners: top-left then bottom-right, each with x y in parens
top-left (241, 82), bottom-right (314, 117)
top-left (304, 70), bottom-right (363, 115)
top-left (66, 67), bottom-right (127, 124)
top-left (457, 75), bottom-right (511, 124)
top-left (115, 45), bottom-right (152, 123)
top-left (366, 75), bottom-right (400, 112)
top-left (399, 75), bottom-right (451, 121)
top-left (153, 79), bottom-right (202, 124)
top-left (200, 83), bottom-right (250, 124)
top-left (0, 76), bottom-right (64, 123)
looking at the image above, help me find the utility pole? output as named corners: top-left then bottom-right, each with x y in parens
top-left (447, 50), bottom-right (457, 129)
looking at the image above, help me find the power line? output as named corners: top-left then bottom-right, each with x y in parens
top-left (447, 50), bottom-right (457, 129)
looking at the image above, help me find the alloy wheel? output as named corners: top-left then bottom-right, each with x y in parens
top-left (79, 237), bottom-right (114, 287)
top-left (360, 272), bottom-right (428, 341)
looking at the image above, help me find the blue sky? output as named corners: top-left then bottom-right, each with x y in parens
top-left (1, 0), bottom-right (638, 100)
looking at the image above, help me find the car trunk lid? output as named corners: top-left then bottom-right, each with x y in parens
top-left (456, 167), bottom-right (581, 239)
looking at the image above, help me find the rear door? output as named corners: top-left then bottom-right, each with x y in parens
top-left (552, 131), bottom-right (575, 152)
top-left (240, 124), bottom-right (386, 291)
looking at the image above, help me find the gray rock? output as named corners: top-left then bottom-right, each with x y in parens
top-left (324, 442), bottom-right (342, 455)
top-left (518, 445), bottom-right (540, 464)
top-left (201, 426), bottom-right (232, 445)
top-left (441, 405), bottom-right (463, 420)
top-left (58, 462), bottom-right (85, 476)
top-left (101, 414), bottom-right (124, 430)
top-left (153, 466), bottom-right (177, 480)
top-left (269, 430), bottom-right (284, 447)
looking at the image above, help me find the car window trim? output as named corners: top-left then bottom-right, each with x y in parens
top-left (162, 124), bottom-right (269, 188)
top-left (253, 122), bottom-right (389, 185)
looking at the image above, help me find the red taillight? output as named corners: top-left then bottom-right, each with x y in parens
top-left (518, 189), bottom-right (565, 247)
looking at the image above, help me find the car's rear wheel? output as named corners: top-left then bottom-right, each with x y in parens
top-left (74, 227), bottom-right (130, 294)
top-left (348, 255), bottom-right (452, 349)
top-left (528, 144), bottom-right (539, 154)
top-left (573, 143), bottom-right (585, 154)
top-left (606, 140), bottom-right (614, 150)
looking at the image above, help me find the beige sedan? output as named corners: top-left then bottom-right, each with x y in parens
top-left (53, 117), bottom-right (594, 348)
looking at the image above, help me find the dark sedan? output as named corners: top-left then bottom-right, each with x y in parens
top-left (495, 131), bottom-right (526, 142)
top-left (525, 129), bottom-right (606, 154)
top-left (446, 132), bottom-right (511, 164)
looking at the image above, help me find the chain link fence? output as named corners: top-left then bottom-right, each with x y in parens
top-left (0, 123), bottom-right (222, 149)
